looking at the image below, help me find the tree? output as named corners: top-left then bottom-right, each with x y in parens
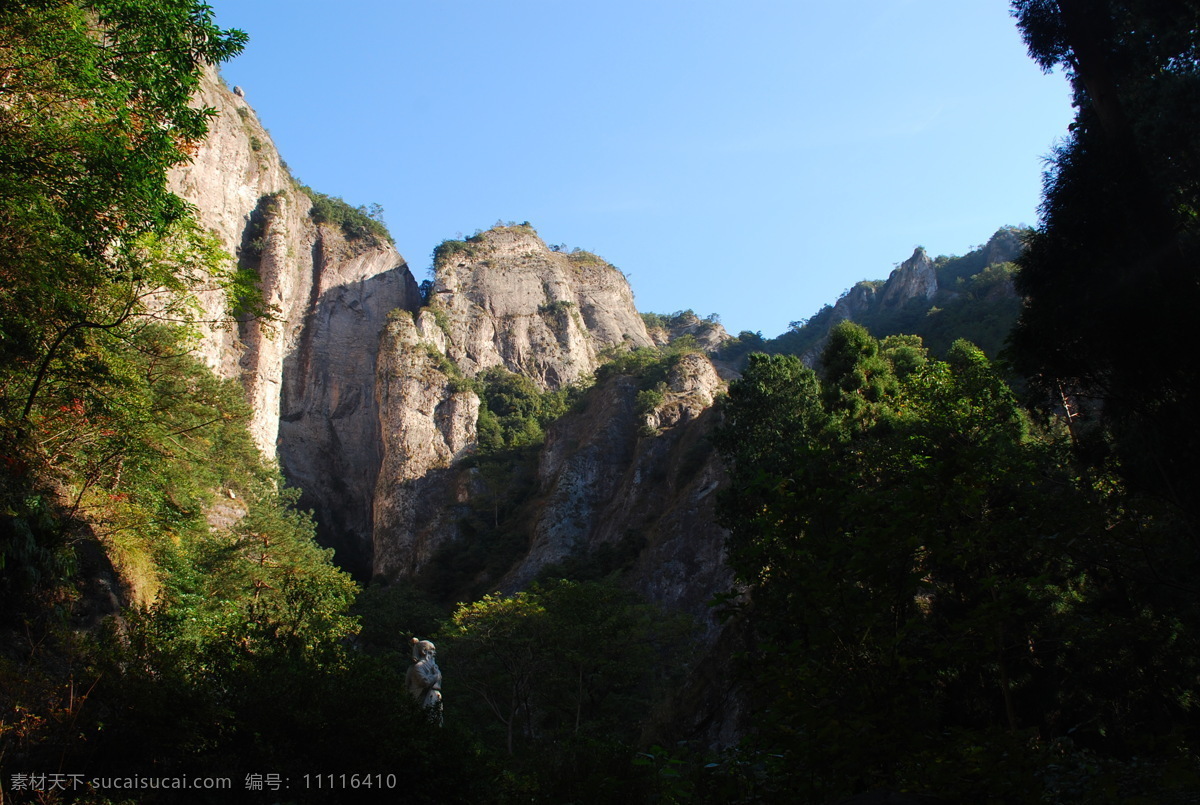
top-left (713, 326), bottom-right (1200, 799)
top-left (439, 580), bottom-right (692, 782)
top-left (1008, 0), bottom-right (1200, 520)
top-left (0, 1), bottom-right (247, 432)
top-left (441, 589), bottom-right (547, 756)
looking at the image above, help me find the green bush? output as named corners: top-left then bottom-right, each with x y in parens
top-left (295, 183), bottom-right (393, 245)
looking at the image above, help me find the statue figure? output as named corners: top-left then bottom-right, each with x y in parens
top-left (406, 637), bottom-right (443, 724)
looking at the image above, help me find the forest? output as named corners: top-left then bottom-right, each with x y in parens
top-left (3, 1), bottom-right (1200, 802)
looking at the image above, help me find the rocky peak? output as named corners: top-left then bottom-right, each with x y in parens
top-left (831, 281), bottom-right (882, 323)
top-left (642, 352), bottom-right (723, 432)
top-left (879, 246), bottom-right (938, 309)
top-left (645, 310), bottom-right (732, 352)
top-left (427, 225), bottom-right (654, 388)
top-left (982, 226), bottom-right (1025, 266)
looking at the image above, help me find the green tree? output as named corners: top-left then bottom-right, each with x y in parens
top-left (441, 589), bottom-right (547, 756)
top-left (439, 580), bottom-right (692, 798)
top-left (713, 328), bottom-right (1199, 799)
top-left (1008, 0), bottom-right (1200, 520)
top-left (0, 0), bottom-right (247, 432)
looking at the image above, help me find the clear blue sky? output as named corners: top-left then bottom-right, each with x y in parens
top-left (206, 0), bottom-right (1073, 338)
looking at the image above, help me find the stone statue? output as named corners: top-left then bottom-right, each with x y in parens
top-left (406, 637), bottom-right (443, 724)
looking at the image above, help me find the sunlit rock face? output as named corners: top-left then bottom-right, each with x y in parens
top-left (878, 247), bottom-right (939, 309)
top-left (426, 225), bottom-right (655, 389)
top-left (172, 73), bottom-right (734, 638)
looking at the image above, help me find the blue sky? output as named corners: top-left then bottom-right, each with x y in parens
top-left (207, 0), bottom-right (1073, 338)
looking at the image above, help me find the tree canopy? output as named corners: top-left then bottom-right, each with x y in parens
top-left (0, 0), bottom-right (249, 433)
top-left (713, 323), bottom-right (1200, 800)
top-left (1009, 0), bottom-right (1200, 519)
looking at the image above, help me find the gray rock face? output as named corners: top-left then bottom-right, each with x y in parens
top-left (515, 351), bottom-right (732, 633)
top-left (276, 232), bottom-right (421, 575)
top-left (167, 66), bottom-right (292, 396)
top-left (831, 281), bottom-right (881, 324)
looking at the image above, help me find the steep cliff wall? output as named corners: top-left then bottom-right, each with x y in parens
top-left (168, 69), bottom-right (421, 573)
top-left (372, 339), bottom-right (732, 637)
top-left (514, 352), bottom-right (732, 631)
top-left (275, 230), bottom-right (421, 575)
top-left (372, 312), bottom-right (479, 580)
top-left (372, 226), bottom-right (686, 585)
top-left (167, 69), bottom-right (292, 388)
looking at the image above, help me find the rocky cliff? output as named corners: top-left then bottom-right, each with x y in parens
top-left (427, 225), bottom-right (655, 388)
top-left (645, 310), bottom-right (732, 353)
top-left (372, 311), bottom-right (479, 580)
top-left (169, 69), bottom-right (421, 573)
top-left (878, 246), bottom-right (938, 309)
top-left (167, 71), bottom-right (726, 594)
top-left (369, 226), bottom-right (732, 634)
top-left (370, 340), bottom-right (733, 636)
top-left (520, 352), bottom-right (731, 629)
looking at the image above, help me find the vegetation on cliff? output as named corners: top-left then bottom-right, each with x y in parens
top-left (725, 228), bottom-right (1026, 367)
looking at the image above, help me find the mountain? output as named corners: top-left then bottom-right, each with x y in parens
top-left (156, 72), bottom-right (746, 742)
top-left (159, 70), bottom-right (1039, 747)
top-left (731, 227), bottom-right (1025, 367)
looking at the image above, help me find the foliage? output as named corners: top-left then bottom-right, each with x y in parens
top-left (416, 368), bottom-right (581, 603)
top-left (713, 322), bottom-right (1200, 800)
top-left (294, 182), bottom-right (393, 246)
top-left (565, 248), bottom-right (613, 269)
top-left (0, 0), bottom-right (248, 435)
top-left (0, 0), bottom-right (255, 607)
top-left (352, 580), bottom-right (450, 654)
top-left (538, 299), bottom-right (575, 315)
top-left (439, 579), bottom-right (694, 799)
top-left (432, 233), bottom-right (487, 266)
top-left (595, 337), bottom-right (704, 389)
top-left (0, 7), bottom-right (490, 799)
top-left (473, 367), bottom-right (575, 455)
top-left (0, 310), bottom-right (458, 801)
top-left (641, 309), bottom-right (723, 338)
top-left (34, 612), bottom-right (492, 804)
top-left (715, 329), bottom-right (767, 364)
top-left (1009, 0), bottom-right (1200, 522)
